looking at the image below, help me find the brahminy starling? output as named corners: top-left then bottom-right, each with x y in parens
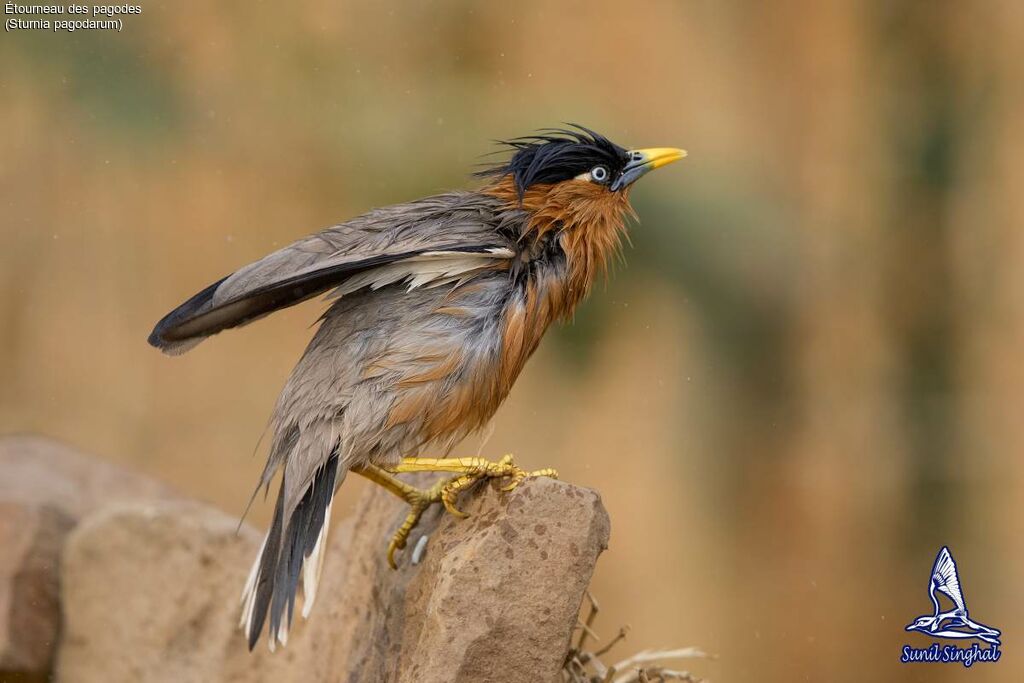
top-left (148, 126), bottom-right (686, 649)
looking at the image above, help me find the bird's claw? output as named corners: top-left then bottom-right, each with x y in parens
top-left (501, 466), bottom-right (559, 491)
top-left (440, 475), bottom-right (473, 518)
top-left (443, 454), bottom-right (558, 501)
top-left (385, 455), bottom-right (558, 569)
top-left (386, 479), bottom-right (445, 570)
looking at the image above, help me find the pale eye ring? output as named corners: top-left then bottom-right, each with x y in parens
top-left (591, 165), bottom-right (609, 183)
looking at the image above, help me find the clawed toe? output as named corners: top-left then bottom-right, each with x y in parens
top-left (441, 475), bottom-right (473, 518)
top-left (382, 455), bottom-right (559, 568)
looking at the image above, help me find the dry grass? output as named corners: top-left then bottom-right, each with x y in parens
top-left (563, 593), bottom-right (713, 683)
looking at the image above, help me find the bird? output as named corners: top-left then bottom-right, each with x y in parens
top-left (905, 546), bottom-right (1001, 645)
top-left (147, 125), bottom-right (686, 650)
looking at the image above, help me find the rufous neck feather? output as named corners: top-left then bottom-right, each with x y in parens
top-left (484, 176), bottom-right (634, 308)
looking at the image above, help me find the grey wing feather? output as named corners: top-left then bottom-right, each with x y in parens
top-left (148, 192), bottom-right (513, 354)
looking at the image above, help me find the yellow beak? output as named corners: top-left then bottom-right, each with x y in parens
top-left (611, 147), bottom-right (687, 190)
top-left (633, 147), bottom-right (688, 169)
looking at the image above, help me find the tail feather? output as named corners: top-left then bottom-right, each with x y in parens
top-left (241, 452), bottom-right (340, 651)
top-left (238, 534), bottom-right (267, 630)
top-left (243, 482), bottom-right (285, 651)
top-left (301, 498), bottom-right (332, 618)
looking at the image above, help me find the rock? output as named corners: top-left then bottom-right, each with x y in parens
top-left (351, 476), bottom-right (612, 683)
top-left (57, 475), bottom-right (610, 683)
top-left (56, 502), bottom-right (275, 683)
top-left (0, 503), bottom-right (73, 677)
top-left (0, 435), bottom-right (177, 680)
top-left (0, 435), bottom-right (176, 518)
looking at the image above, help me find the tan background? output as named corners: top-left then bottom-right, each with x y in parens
top-left (3, 2), bottom-right (1023, 681)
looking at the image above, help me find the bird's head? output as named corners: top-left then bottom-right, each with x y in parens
top-left (479, 125), bottom-right (686, 200)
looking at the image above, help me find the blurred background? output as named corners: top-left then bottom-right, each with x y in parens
top-left (2, 1), bottom-right (1023, 680)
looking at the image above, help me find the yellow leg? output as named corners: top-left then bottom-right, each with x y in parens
top-left (352, 464), bottom-right (447, 569)
top-left (393, 454), bottom-right (557, 480)
top-left (353, 462), bottom-right (430, 501)
top-left (353, 456), bottom-right (557, 569)
top-left (392, 454), bottom-right (558, 515)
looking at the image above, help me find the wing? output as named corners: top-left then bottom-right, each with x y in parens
top-left (148, 192), bottom-right (513, 354)
top-left (931, 546), bottom-right (966, 612)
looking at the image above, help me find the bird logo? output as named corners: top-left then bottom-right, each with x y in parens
top-left (905, 546), bottom-right (1001, 645)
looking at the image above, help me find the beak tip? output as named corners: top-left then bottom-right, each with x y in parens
top-left (646, 147), bottom-right (687, 169)
top-left (666, 148), bottom-right (687, 163)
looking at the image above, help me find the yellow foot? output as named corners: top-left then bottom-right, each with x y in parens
top-left (413, 454), bottom-right (559, 517)
top-left (352, 464), bottom-right (446, 569)
top-left (385, 478), bottom-right (446, 570)
top-left (353, 456), bottom-right (558, 569)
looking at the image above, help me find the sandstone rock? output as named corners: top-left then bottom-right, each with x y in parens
top-left (57, 475), bottom-right (610, 683)
top-left (310, 474), bottom-right (611, 683)
top-left (56, 502), bottom-right (275, 683)
top-left (0, 503), bottom-right (73, 677)
top-left (0, 435), bottom-right (177, 680)
top-left (0, 435), bottom-right (176, 518)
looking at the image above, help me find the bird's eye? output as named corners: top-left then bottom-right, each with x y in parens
top-left (590, 165), bottom-right (609, 183)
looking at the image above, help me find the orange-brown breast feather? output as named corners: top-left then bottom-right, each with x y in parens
top-left (384, 177), bottom-right (633, 450)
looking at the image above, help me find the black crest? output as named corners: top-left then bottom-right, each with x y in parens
top-left (477, 124), bottom-right (629, 197)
